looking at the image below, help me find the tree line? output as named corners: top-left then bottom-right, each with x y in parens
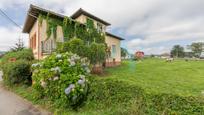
top-left (171, 42), bottom-right (204, 58)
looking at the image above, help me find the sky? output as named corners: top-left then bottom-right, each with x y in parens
top-left (0, 0), bottom-right (204, 54)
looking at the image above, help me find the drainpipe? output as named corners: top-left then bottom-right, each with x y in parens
top-left (38, 21), bottom-right (40, 60)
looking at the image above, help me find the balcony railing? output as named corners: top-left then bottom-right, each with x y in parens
top-left (41, 40), bottom-right (56, 54)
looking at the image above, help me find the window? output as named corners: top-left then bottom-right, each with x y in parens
top-left (41, 39), bottom-right (56, 53)
top-left (97, 23), bottom-right (103, 32)
top-left (33, 35), bottom-right (36, 49)
top-left (29, 38), bottom-right (32, 48)
top-left (30, 33), bottom-right (36, 49)
top-left (111, 45), bottom-right (116, 58)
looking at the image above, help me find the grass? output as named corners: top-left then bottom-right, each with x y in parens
top-left (4, 58), bottom-right (204, 114)
top-left (104, 58), bottom-right (204, 96)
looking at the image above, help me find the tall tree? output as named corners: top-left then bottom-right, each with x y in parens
top-left (190, 42), bottom-right (204, 57)
top-left (10, 38), bottom-right (25, 52)
top-left (170, 45), bottom-right (184, 58)
top-left (121, 47), bottom-right (128, 58)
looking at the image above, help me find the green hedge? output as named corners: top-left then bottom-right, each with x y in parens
top-left (2, 60), bottom-right (32, 85)
top-left (147, 94), bottom-right (204, 114)
top-left (1, 49), bottom-right (34, 64)
top-left (1, 49), bottom-right (34, 86)
top-left (86, 78), bottom-right (204, 115)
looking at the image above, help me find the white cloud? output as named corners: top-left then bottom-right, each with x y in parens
top-left (142, 46), bottom-right (170, 55)
top-left (0, 0), bottom-right (204, 54)
top-left (0, 26), bottom-right (28, 51)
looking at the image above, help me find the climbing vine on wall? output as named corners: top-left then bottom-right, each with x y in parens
top-left (38, 13), bottom-right (106, 65)
top-left (38, 14), bottom-right (105, 44)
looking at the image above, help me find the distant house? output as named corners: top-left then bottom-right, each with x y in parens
top-left (184, 48), bottom-right (194, 58)
top-left (22, 5), bottom-right (124, 66)
top-left (135, 51), bottom-right (144, 59)
top-left (160, 53), bottom-right (171, 59)
top-left (200, 52), bottom-right (204, 59)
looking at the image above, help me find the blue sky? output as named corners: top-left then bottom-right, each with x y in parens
top-left (0, 0), bottom-right (204, 54)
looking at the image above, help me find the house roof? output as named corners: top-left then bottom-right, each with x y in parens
top-left (23, 5), bottom-right (111, 33)
top-left (23, 4), bottom-right (72, 33)
top-left (161, 53), bottom-right (170, 56)
top-left (106, 32), bottom-right (124, 40)
top-left (71, 8), bottom-right (111, 26)
top-left (23, 5), bottom-right (124, 41)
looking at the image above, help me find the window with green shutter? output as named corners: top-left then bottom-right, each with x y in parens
top-left (111, 45), bottom-right (116, 58)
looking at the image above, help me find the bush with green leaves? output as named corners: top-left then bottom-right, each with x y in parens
top-left (89, 42), bottom-right (106, 65)
top-left (1, 48), bottom-right (34, 86)
top-left (2, 60), bottom-right (32, 85)
top-left (57, 38), bottom-right (106, 66)
top-left (1, 48), bottom-right (34, 64)
top-left (57, 38), bottom-right (89, 58)
top-left (32, 52), bottom-right (90, 108)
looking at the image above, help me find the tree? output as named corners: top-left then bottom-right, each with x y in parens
top-left (10, 38), bottom-right (25, 52)
top-left (121, 47), bottom-right (128, 58)
top-left (170, 45), bottom-right (184, 58)
top-left (190, 42), bottom-right (204, 57)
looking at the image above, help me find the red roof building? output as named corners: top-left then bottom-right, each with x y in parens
top-left (135, 51), bottom-right (144, 58)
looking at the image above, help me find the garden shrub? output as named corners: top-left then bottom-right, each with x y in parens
top-left (2, 60), bottom-right (32, 85)
top-left (32, 52), bottom-right (90, 108)
top-left (68, 38), bottom-right (89, 58)
top-left (1, 48), bottom-right (34, 64)
top-left (57, 38), bottom-right (89, 58)
top-left (56, 39), bottom-right (106, 66)
top-left (89, 42), bottom-right (106, 65)
top-left (1, 49), bottom-right (34, 86)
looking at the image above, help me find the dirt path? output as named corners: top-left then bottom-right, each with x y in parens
top-left (0, 71), bottom-right (51, 115)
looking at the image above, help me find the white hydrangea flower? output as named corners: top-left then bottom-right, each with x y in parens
top-left (51, 67), bottom-right (61, 73)
top-left (77, 75), bottom-right (86, 86)
top-left (78, 79), bottom-right (85, 85)
top-left (70, 61), bottom-right (76, 66)
top-left (40, 80), bottom-right (47, 88)
top-left (71, 54), bottom-right (80, 61)
top-left (81, 63), bottom-right (87, 68)
top-left (85, 67), bottom-right (90, 73)
top-left (55, 67), bottom-right (61, 73)
top-left (79, 74), bottom-right (84, 78)
top-left (32, 63), bottom-right (41, 67)
top-left (65, 88), bottom-right (71, 95)
top-left (75, 55), bottom-right (80, 60)
top-left (50, 68), bottom-right (55, 71)
top-left (53, 76), bottom-right (59, 81)
top-left (68, 57), bottom-right (76, 66)
top-left (65, 84), bottom-right (75, 95)
top-left (31, 64), bottom-right (36, 67)
top-left (56, 54), bottom-right (62, 59)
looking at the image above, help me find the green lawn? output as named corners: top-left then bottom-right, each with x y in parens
top-left (6, 58), bottom-right (204, 114)
top-left (104, 58), bottom-right (204, 96)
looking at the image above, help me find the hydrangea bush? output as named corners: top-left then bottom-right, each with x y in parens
top-left (31, 52), bottom-right (90, 108)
